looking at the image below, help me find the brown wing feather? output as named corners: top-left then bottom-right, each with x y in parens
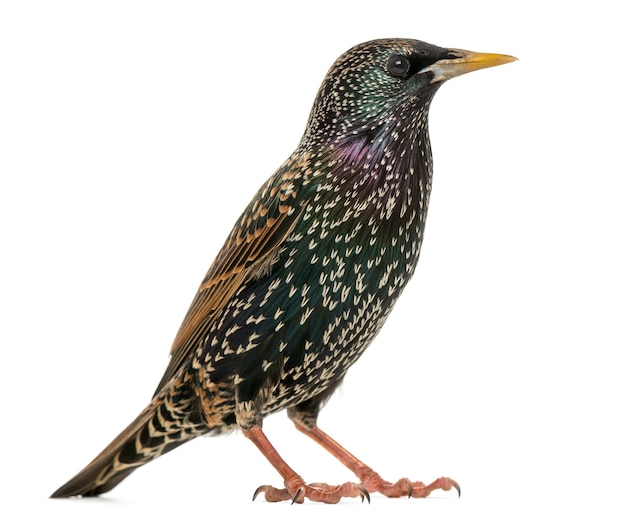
top-left (153, 153), bottom-right (312, 395)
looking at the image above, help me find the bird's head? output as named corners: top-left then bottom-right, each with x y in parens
top-left (301, 38), bottom-right (516, 148)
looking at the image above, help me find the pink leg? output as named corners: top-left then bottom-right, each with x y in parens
top-left (293, 421), bottom-right (460, 498)
top-left (243, 426), bottom-right (369, 504)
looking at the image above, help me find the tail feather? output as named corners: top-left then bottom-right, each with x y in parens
top-left (51, 381), bottom-right (209, 498)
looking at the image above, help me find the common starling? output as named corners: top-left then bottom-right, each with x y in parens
top-left (51, 38), bottom-right (515, 504)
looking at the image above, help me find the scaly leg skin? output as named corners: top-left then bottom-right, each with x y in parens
top-left (293, 421), bottom-right (460, 499)
top-left (243, 426), bottom-right (370, 504)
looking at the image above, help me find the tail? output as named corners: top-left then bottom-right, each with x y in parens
top-left (51, 380), bottom-right (209, 498)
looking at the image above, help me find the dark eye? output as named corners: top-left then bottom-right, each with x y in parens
top-left (387, 55), bottom-right (411, 78)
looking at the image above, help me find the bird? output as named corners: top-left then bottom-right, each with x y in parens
top-left (51, 38), bottom-right (516, 504)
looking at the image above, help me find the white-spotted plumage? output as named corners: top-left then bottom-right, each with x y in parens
top-left (52, 38), bottom-right (515, 502)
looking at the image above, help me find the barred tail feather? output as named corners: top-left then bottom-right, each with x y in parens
top-left (51, 383), bottom-right (209, 497)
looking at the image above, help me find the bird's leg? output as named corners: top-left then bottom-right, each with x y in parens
top-left (293, 421), bottom-right (460, 499)
top-left (243, 425), bottom-right (369, 504)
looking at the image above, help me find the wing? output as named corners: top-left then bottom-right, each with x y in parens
top-left (153, 152), bottom-right (313, 395)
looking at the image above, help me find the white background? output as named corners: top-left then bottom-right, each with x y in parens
top-left (1, 1), bottom-right (624, 519)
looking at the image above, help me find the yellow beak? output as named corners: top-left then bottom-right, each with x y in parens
top-left (421, 49), bottom-right (517, 83)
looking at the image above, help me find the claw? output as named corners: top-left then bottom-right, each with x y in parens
top-left (291, 487), bottom-right (304, 505)
top-left (360, 486), bottom-right (371, 504)
top-left (252, 485), bottom-right (264, 502)
top-left (451, 479), bottom-right (461, 497)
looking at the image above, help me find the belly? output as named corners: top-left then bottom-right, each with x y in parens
top-left (194, 224), bottom-right (418, 425)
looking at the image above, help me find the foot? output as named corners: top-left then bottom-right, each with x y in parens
top-left (361, 471), bottom-right (460, 498)
top-left (253, 475), bottom-right (370, 504)
top-left (292, 423), bottom-right (460, 499)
